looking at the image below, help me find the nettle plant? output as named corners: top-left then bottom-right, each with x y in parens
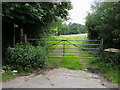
top-left (6, 44), bottom-right (48, 71)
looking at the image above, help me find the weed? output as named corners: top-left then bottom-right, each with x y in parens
top-left (105, 70), bottom-right (119, 83)
top-left (1, 71), bottom-right (16, 82)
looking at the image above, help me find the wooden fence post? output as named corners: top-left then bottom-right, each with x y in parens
top-left (20, 28), bottom-right (23, 43)
top-left (20, 28), bottom-right (27, 44)
top-left (13, 24), bottom-right (15, 46)
top-left (24, 34), bottom-right (27, 44)
top-left (100, 39), bottom-right (104, 58)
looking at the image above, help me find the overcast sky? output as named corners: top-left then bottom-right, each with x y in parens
top-left (67, 0), bottom-right (95, 25)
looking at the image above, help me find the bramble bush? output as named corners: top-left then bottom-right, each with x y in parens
top-left (103, 52), bottom-right (120, 69)
top-left (6, 44), bottom-right (48, 71)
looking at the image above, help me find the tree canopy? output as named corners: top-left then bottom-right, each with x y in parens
top-left (2, 2), bottom-right (72, 48)
top-left (85, 2), bottom-right (120, 49)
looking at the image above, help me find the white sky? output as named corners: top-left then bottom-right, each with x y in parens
top-left (66, 0), bottom-right (95, 25)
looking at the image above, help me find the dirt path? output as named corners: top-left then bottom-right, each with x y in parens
top-left (2, 68), bottom-right (119, 88)
top-left (1, 68), bottom-right (106, 88)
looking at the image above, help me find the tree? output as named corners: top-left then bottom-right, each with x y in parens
top-left (2, 2), bottom-right (72, 48)
top-left (58, 23), bottom-right (87, 35)
top-left (58, 24), bottom-right (70, 35)
top-left (85, 2), bottom-right (120, 49)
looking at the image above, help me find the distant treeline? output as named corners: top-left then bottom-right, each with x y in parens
top-left (57, 23), bottom-right (87, 35)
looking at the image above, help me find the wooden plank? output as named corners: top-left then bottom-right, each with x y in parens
top-left (104, 48), bottom-right (120, 53)
top-left (28, 38), bottom-right (100, 41)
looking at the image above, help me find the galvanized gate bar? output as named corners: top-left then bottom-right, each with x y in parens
top-left (28, 38), bottom-right (100, 41)
top-left (48, 53), bottom-right (98, 56)
top-left (49, 40), bottom-right (63, 47)
top-left (48, 56), bottom-right (100, 59)
top-left (49, 51), bottom-right (80, 53)
top-left (48, 47), bottom-right (99, 49)
top-left (62, 44), bottom-right (99, 45)
top-left (28, 38), bottom-right (103, 59)
top-left (49, 51), bottom-right (98, 54)
top-left (63, 51), bottom-right (98, 54)
top-left (66, 40), bottom-right (80, 48)
top-left (46, 43), bottom-right (99, 45)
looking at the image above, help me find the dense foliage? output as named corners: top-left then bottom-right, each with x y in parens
top-left (6, 44), bottom-right (48, 71)
top-left (2, 2), bottom-right (72, 48)
top-left (85, 2), bottom-right (120, 49)
top-left (58, 23), bottom-right (87, 35)
top-left (103, 52), bottom-right (120, 67)
top-left (85, 2), bottom-right (120, 83)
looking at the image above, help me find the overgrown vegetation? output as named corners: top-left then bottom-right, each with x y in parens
top-left (2, 1), bottom-right (120, 85)
top-left (2, 2), bottom-right (72, 81)
top-left (2, 2), bottom-right (72, 39)
top-left (1, 71), bottom-right (16, 82)
top-left (2, 2), bottom-right (72, 62)
top-left (6, 44), bottom-right (48, 71)
top-left (102, 52), bottom-right (119, 83)
top-left (2, 43), bottom-right (48, 81)
top-left (85, 1), bottom-right (120, 84)
top-left (90, 53), bottom-right (120, 83)
top-left (103, 52), bottom-right (120, 66)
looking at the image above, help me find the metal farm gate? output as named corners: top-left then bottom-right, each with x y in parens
top-left (28, 39), bottom-right (103, 59)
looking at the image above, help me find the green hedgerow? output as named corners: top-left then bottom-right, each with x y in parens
top-left (104, 52), bottom-right (120, 66)
top-left (6, 44), bottom-right (48, 71)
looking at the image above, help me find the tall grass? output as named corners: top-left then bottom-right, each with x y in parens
top-left (46, 36), bottom-right (86, 70)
